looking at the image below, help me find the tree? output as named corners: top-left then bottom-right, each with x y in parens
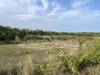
top-left (15, 35), bottom-right (21, 44)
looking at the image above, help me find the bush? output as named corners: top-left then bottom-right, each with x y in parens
top-left (33, 64), bottom-right (44, 75)
top-left (56, 41), bottom-right (100, 74)
top-left (59, 50), bottom-right (79, 74)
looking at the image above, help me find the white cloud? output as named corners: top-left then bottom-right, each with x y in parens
top-left (0, 0), bottom-right (100, 32)
top-left (0, 0), bottom-right (45, 19)
top-left (41, 0), bottom-right (49, 10)
top-left (80, 10), bottom-right (100, 20)
top-left (48, 4), bottom-right (61, 16)
top-left (61, 9), bottom-right (80, 17)
top-left (27, 5), bottom-right (43, 15)
top-left (71, 0), bottom-right (90, 8)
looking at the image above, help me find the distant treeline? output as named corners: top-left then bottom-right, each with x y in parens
top-left (0, 25), bottom-right (100, 43)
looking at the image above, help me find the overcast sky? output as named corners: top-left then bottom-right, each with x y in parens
top-left (0, 0), bottom-right (100, 32)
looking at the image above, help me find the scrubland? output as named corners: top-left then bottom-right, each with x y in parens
top-left (0, 37), bottom-right (100, 75)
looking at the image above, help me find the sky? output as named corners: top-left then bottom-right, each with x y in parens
top-left (0, 0), bottom-right (100, 32)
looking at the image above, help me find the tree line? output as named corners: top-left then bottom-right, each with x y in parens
top-left (0, 25), bottom-right (100, 43)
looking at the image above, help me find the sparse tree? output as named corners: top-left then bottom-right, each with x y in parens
top-left (15, 35), bottom-right (21, 44)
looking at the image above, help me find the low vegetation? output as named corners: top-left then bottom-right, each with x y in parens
top-left (0, 25), bottom-right (100, 75)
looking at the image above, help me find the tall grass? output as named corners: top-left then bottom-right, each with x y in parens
top-left (58, 38), bottom-right (100, 74)
top-left (0, 38), bottom-right (100, 75)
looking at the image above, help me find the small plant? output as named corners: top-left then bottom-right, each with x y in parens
top-left (11, 66), bottom-right (18, 75)
top-left (33, 64), bottom-right (44, 75)
top-left (0, 68), bottom-right (8, 75)
top-left (58, 49), bottom-right (79, 74)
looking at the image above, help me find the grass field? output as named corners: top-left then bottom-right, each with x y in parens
top-left (0, 38), bottom-right (100, 75)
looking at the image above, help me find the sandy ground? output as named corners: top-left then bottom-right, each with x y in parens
top-left (17, 40), bottom-right (79, 55)
top-left (0, 40), bottom-right (79, 63)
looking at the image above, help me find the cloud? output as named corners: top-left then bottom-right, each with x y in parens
top-left (41, 0), bottom-right (49, 10)
top-left (0, 0), bottom-right (100, 31)
top-left (48, 4), bottom-right (61, 16)
top-left (0, 0), bottom-right (78, 16)
top-left (0, 0), bottom-right (99, 20)
top-left (71, 0), bottom-right (90, 8)
top-left (59, 9), bottom-right (80, 19)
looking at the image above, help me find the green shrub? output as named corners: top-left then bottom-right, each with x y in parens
top-left (58, 43), bottom-right (100, 74)
top-left (33, 64), bottom-right (44, 75)
top-left (0, 69), bottom-right (8, 75)
top-left (58, 49), bottom-right (79, 74)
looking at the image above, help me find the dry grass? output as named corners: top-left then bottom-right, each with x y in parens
top-left (0, 39), bottom-right (100, 75)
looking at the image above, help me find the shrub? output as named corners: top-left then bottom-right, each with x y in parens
top-left (33, 64), bottom-right (44, 75)
top-left (58, 49), bottom-right (79, 74)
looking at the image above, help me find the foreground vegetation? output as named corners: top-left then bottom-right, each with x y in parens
top-left (0, 25), bottom-right (100, 75)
